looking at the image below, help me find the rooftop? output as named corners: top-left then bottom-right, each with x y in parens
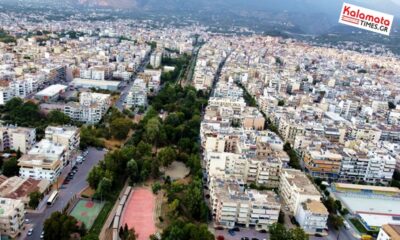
top-left (36, 84), bottom-right (67, 97)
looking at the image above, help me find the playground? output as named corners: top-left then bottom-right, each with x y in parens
top-left (70, 199), bottom-right (105, 229)
top-left (121, 188), bottom-right (156, 240)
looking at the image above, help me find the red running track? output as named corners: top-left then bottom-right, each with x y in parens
top-left (121, 188), bottom-right (156, 240)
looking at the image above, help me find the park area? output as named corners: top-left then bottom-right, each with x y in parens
top-left (70, 199), bottom-right (105, 229)
top-left (121, 188), bottom-right (156, 240)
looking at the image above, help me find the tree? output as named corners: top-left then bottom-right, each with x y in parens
top-left (48, 110), bottom-right (71, 125)
top-left (96, 177), bottom-right (112, 200)
top-left (289, 227), bottom-right (308, 240)
top-left (269, 223), bottom-right (290, 240)
top-left (127, 159), bottom-right (139, 184)
top-left (152, 182), bottom-right (162, 194)
top-left (87, 166), bottom-right (105, 189)
top-left (144, 117), bottom-right (161, 145)
top-left (119, 224), bottom-right (138, 240)
top-left (29, 191), bottom-right (43, 209)
top-left (329, 214), bottom-right (344, 230)
top-left (157, 147), bottom-right (176, 167)
top-left (278, 99), bottom-right (285, 106)
top-left (388, 101), bottom-right (396, 109)
top-left (2, 158), bottom-right (20, 177)
top-left (110, 117), bottom-right (132, 140)
top-left (43, 211), bottom-right (82, 240)
top-left (81, 233), bottom-right (99, 240)
top-left (269, 223), bottom-right (308, 240)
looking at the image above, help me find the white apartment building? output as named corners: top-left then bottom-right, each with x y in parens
top-left (45, 126), bottom-right (80, 151)
top-left (205, 150), bottom-right (282, 188)
top-left (0, 78), bottom-right (39, 105)
top-left (0, 197), bottom-right (25, 238)
top-left (64, 92), bottom-right (111, 124)
top-left (18, 154), bottom-right (62, 182)
top-left (295, 199), bottom-right (328, 235)
top-left (340, 148), bottom-right (396, 185)
top-left (0, 125), bottom-right (36, 153)
top-left (150, 51), bottom-right (162, 69)
top-left (80, 67), bottom-right (110, 80)
top-left (125, 79), bottom-right (147, 108)
top-left (205, 151), bottom-right (247, 179)
top-left (18, 139), bottom-right (66, 181)
top-left (209, 176), bottom-right (281, 231)
top-left (279, 169), bottom-right (321, 214)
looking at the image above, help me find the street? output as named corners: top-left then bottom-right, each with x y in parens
top-left (115, 52), bottom-right (152, 111)
top-left (22, 147), bottom-right (106, 240)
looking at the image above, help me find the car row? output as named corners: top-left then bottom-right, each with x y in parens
top-left (27, 228), bottom-right (44, 238)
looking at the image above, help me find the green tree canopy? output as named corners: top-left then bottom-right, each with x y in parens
top-left (28, 191), bottom-right (43, 209)
top-left (2, 158), bottom-right (20, 177)
top-left (43, 212), bottom-right (84, 240)
top-left (110, 117), bottom-right (132, 140)
top-left (157, 147), bottom-right (177, 167)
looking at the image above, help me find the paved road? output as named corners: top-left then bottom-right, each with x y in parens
top-left (115, 52), bottom-right (152, 111)
top-left (22, 147), bottom-right (106, 240)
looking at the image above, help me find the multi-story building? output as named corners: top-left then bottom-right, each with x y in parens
top-left (64, 92), bottom-right (111, 124)
top-left (209, 176), bottom-right (281, 231)
top-left (0, 197), bottom-right (25, 238)
top-left (295, 199), bottom-right (328, 235)
top-left (125, 79), bottom-right (147, 108)
top-left (0, 125), bottom-right (36, 153)
top-left (18, 139), bottom-right (66, 181)
top-left (303, 148), bottom-right (343, 179)
top-left (150, 51), bottom-right (162, 69)
top-left (377, 224), bottom-right (400, 240)
top-left (279, 169), bottom-right (321, 214)
top-left (45, 126), bottom-right (80, 151)
top-left (340, 148), bottom-right (396, 185)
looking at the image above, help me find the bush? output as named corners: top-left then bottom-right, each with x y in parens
top-left (152, 182), bottom-right (162, 194)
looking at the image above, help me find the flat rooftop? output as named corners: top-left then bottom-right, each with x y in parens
top-left (72, 78), bottom-right (121, 87)
top-left (334, 191), bottom-right (400, 228)
top-left (36, 84), bottom-right (67, 97)
top-left (334, 183), bottom-right (400, 194)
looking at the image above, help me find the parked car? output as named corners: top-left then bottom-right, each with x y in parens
top-left (228, 229), bottom-right (235, 236)
top-left (232, 227), bottom-right (240, 231)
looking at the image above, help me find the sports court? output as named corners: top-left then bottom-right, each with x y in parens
top-left (121, 188), bottom-right (156, 240)
top-left (70, 199), bottom-right (104, 229)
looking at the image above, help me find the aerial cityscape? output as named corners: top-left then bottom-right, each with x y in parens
top-left (0, 0), bottom-right (399, 240)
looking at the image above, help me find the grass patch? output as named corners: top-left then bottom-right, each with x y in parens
top-left (89, 201), bottom-right (114, 234)
top-left (349, 218), bottom-right (378, 236)
top-left (88, 182), bottom-right (124, 235)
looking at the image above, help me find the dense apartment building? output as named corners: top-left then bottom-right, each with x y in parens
top-left (279, 169), bottom-right (322, 214)
top-left (64, 92), bottom-right (111, 124)
top-left (340, 148), bottom-right (396, 185)
top-left (125, 78), bottom-right (147, 108)
top-left (18, 139), bottom-right (66, 181)
top-left (295, 199), bottom-right (328, 235)
top-left (0, 125), bottom-right (36, 153)
top-left (209, 176), bottom-right (281, 231)
top-left (0, 197), bottom-right (25, 238)
top-left (149, 51), bottom-right (162, 69)
top-left (303, 148), bottom-right (343, 179)
top-left (45, 126), bottom-right (80, 151)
